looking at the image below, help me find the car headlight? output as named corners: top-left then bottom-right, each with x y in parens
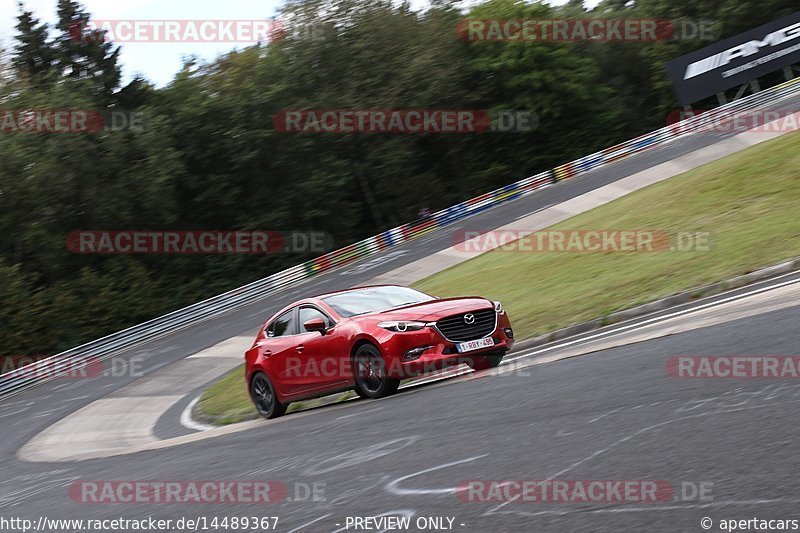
top-left (494, 301), bottom-right (504, 314)
top-left (378, 320), bottom-right (429, 332)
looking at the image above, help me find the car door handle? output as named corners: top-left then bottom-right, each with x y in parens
top-left (295, 345), bottom-right (305, 353)
top-left (262, 350), bottom-right (272, 356)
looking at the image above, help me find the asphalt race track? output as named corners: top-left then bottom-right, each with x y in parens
top-left (2, 273), bottom-right (800, 532)
top-left (2, 93), bottom-right (800, 533)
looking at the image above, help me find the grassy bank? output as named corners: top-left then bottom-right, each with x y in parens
top-left (194, 366), bottom-right (257, 425)
top-left (414, 133), bottom-right (800, 339)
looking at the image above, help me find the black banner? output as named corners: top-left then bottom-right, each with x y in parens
top-left (667, 12), bottom-right (800, 105)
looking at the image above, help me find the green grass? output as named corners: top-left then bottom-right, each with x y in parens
top-left (195, 365), bottom-right (257, 425)
top-left (414, 132), bottom-right (800, 339)
top-left (195, 364), bottom-right (357, 424)
top-left (196, 132), bottom-right (800, 425)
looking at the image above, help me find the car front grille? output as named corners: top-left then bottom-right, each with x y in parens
top-left (436, 308), bottom-right (497, 342)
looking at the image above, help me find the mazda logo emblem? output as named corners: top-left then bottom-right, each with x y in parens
top-left (464, 313), bottom-right (475, 324)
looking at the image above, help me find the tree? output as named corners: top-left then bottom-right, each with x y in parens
top-left (53, 0), bottom-right (121, 103)
top-left (12, 3), bottom-right (53, 81)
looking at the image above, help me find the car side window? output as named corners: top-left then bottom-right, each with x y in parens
top-left (269, 309), bottom-right (297, 337)
top-left (298, 306), bottom-right (332, 330)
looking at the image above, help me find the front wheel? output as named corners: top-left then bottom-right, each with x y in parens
top-left (466, 351), bottom-right (504, 371)
top-left (250, 372), bottom-right (287, 419)
top-left (353, 344), bottom-right (400, 399)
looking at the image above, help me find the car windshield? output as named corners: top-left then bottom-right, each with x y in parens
top-left (322, 286), bottom-right (435, 318)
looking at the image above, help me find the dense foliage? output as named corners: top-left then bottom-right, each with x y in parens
top-left (1, 0), bottom-right (797, 356)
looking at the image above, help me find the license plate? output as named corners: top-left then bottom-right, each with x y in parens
top-left (456, 337), bottom-right (495, 353)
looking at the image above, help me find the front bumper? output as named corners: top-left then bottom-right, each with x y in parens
top-left (378, 312), bottom-right (515, 378)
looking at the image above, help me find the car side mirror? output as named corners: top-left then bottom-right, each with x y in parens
top-left (303, 317), bottom-right (327, 334)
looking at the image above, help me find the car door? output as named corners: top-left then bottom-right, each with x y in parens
top-left (291, 305), bottom-right (349, 395)
top-left (265, 307), bottom-right (307, 399)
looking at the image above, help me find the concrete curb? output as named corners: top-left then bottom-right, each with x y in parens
top-left (513, 256), bottom-right (800, 351)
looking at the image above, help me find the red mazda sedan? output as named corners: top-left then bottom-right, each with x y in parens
top-left (245, 285), bottom-right (514, 418)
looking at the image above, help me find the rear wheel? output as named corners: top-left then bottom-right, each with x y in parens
top-left (353, 344), bottom-right (400, 399)
top-left (250, 372), bottom-right (287, 419)
top-left (466, 351), bottom-right (504, 371)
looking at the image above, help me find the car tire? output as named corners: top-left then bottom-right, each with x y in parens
top-left (250, 372), bottom-right (287, 419)
top-left (466, 351), bottom-right (504, 371)
top-left (353, 344), bottom-right (400, 399)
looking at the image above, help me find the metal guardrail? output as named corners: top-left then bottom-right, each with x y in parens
top-left (2, 76), bottom-right (799, 399)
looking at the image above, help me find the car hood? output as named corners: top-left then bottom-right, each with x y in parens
top-left (360, 297), bottom-right (494, 322)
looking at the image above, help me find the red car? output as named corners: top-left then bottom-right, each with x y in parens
top-left (245, 285), bottom-right (514, 418)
